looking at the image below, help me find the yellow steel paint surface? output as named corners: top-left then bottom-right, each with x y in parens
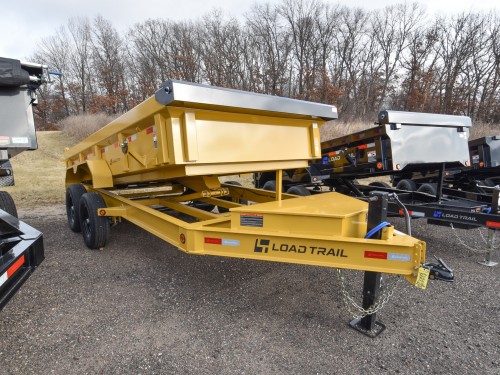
top-left (231, 192), bottom-right (368, 238)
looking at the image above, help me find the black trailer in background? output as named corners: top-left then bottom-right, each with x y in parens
top-left (0, 57), bottom-right (46, 310)
top-left (266, 110), bottom-right (499, 267)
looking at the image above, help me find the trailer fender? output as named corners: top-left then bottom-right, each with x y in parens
top-left (66, 160), bottom-right (113, 189)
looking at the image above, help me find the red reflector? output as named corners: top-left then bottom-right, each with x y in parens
top-left (486, 221), bottom-right (500, 228)
top-left (7, 255), bottom-right (25, 278)
top-left (146, 127), bottom-right (154, 134)
top-left (204, 237), bottom-right (222, 244)
top-left (364, 251), bottom-right (387, 260)
top-left (398, 209), bottom-right (412, 216)
top-left (358, 144), bottom-right (367, 150)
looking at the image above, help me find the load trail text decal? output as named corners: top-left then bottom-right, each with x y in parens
top-left (433, 211), bottom-right (478, 222)
top-left (254, 239), bottom-right (347, 257)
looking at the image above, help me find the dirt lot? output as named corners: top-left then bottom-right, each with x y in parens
top-left (1, 205), bottom-right (499, 374)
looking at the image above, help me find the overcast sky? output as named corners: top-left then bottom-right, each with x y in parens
top-left (2, 0), bottom-right (498, 60)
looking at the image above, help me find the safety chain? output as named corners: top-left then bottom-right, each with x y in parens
top-left (477, 227), bottom-right (500, 249)
top-left (336, 269), bottom-right (401, 319)
top-left (450, 223), bottom-right (499, 253)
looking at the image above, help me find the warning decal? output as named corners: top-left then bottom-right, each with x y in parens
top-left (240, 213), bottom-right (263, 227)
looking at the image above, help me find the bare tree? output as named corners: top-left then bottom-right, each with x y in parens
top-left (279, 0), bottom-right (323, 98)
top-left (91, 15), bottom-right (128, 113)
top-left (245, 3), bottom-right (292, 95)
top-left (370, 2), bottom-right (424, 110)
top-left (397, 21), bottom-right (440, 111)
top-left (34, 27), bottom-right (72, 118)
top-left (198, 10), bottom-right (246, 88)
top-left (67, 17), bottom-right (93, 113)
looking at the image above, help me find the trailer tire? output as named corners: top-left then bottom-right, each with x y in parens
top-left (396, 179), bottom-right (418, 191)
top-left (417, 183), bottom-right (437, 196)
top-left (218, 181), bottom-right (247, 213)
top-left (262, 180), bottom-right (278, 192)
top-left (368, 181), bottom-right (391, 188)
top-left (79, 192), bottom-right (109, 249)
top-left (286, 185), bottom-right (311, 196)
top-left (0, 161), bottom-right (14, 187)
top-left (484, 178), bottom-right (496, 187)
top-left (66, 184), bottom-right (87, 233)
top-left (0, 191), bottom-right (17, 218)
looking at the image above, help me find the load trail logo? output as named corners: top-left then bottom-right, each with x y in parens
top-left (254, 239), bottom-right (347, 257)
top-left (433, 210), bottom-right (478, 222)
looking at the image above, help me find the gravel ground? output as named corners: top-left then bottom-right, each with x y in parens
top-left (1, 206), bottom-right (500, 374)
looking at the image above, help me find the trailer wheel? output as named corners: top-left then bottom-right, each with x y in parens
top-left (66, 184), bottom-right (87, 232)
top-left (262, 180), bottom-right (278, 191)
top-left (396, 179), bottom-right (417, 191)
top-left (0, 161), bottom-right (14, 187)
top-left (417, 183), bottom-right (437, 196)
top-left (79, 192), bottom-right (109, 249)
top-left (484, 179), bottom-right (496, 187)
top-left (218, 181), bottom-right (248, 213)
top-left (0, 191), bottom-right (17, 217)
top-left (286, 185), bottom-right (311, 196)
top-left (368, 181), bottom-right (391, 188)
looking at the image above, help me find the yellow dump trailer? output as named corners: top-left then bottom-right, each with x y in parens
top-left (64, 80), bottom-right (440, 337)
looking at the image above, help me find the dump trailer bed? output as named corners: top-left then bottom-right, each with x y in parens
top-left (318, 110), bottom-right (471, 178)
top-left (65, 81), bottom-right (442, 337)
top-left (470, 135), bottom-right (500, 171)
top-left (0, 58), bottom-right (40, 154)
top-left (314, 111), bottom-right (500, 227)
top-left (390, 135), bottom-right (500, 199)
top-left (456, 136), bottom-right (500, 188)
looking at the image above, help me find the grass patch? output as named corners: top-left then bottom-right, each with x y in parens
top-left (58, 113), bottom-right (116, 143)
top-left (6, 131), bottom-right (71, 208)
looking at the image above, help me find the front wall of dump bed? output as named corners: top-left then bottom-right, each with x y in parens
top-left (388, 124), bottom-right (470, 169)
